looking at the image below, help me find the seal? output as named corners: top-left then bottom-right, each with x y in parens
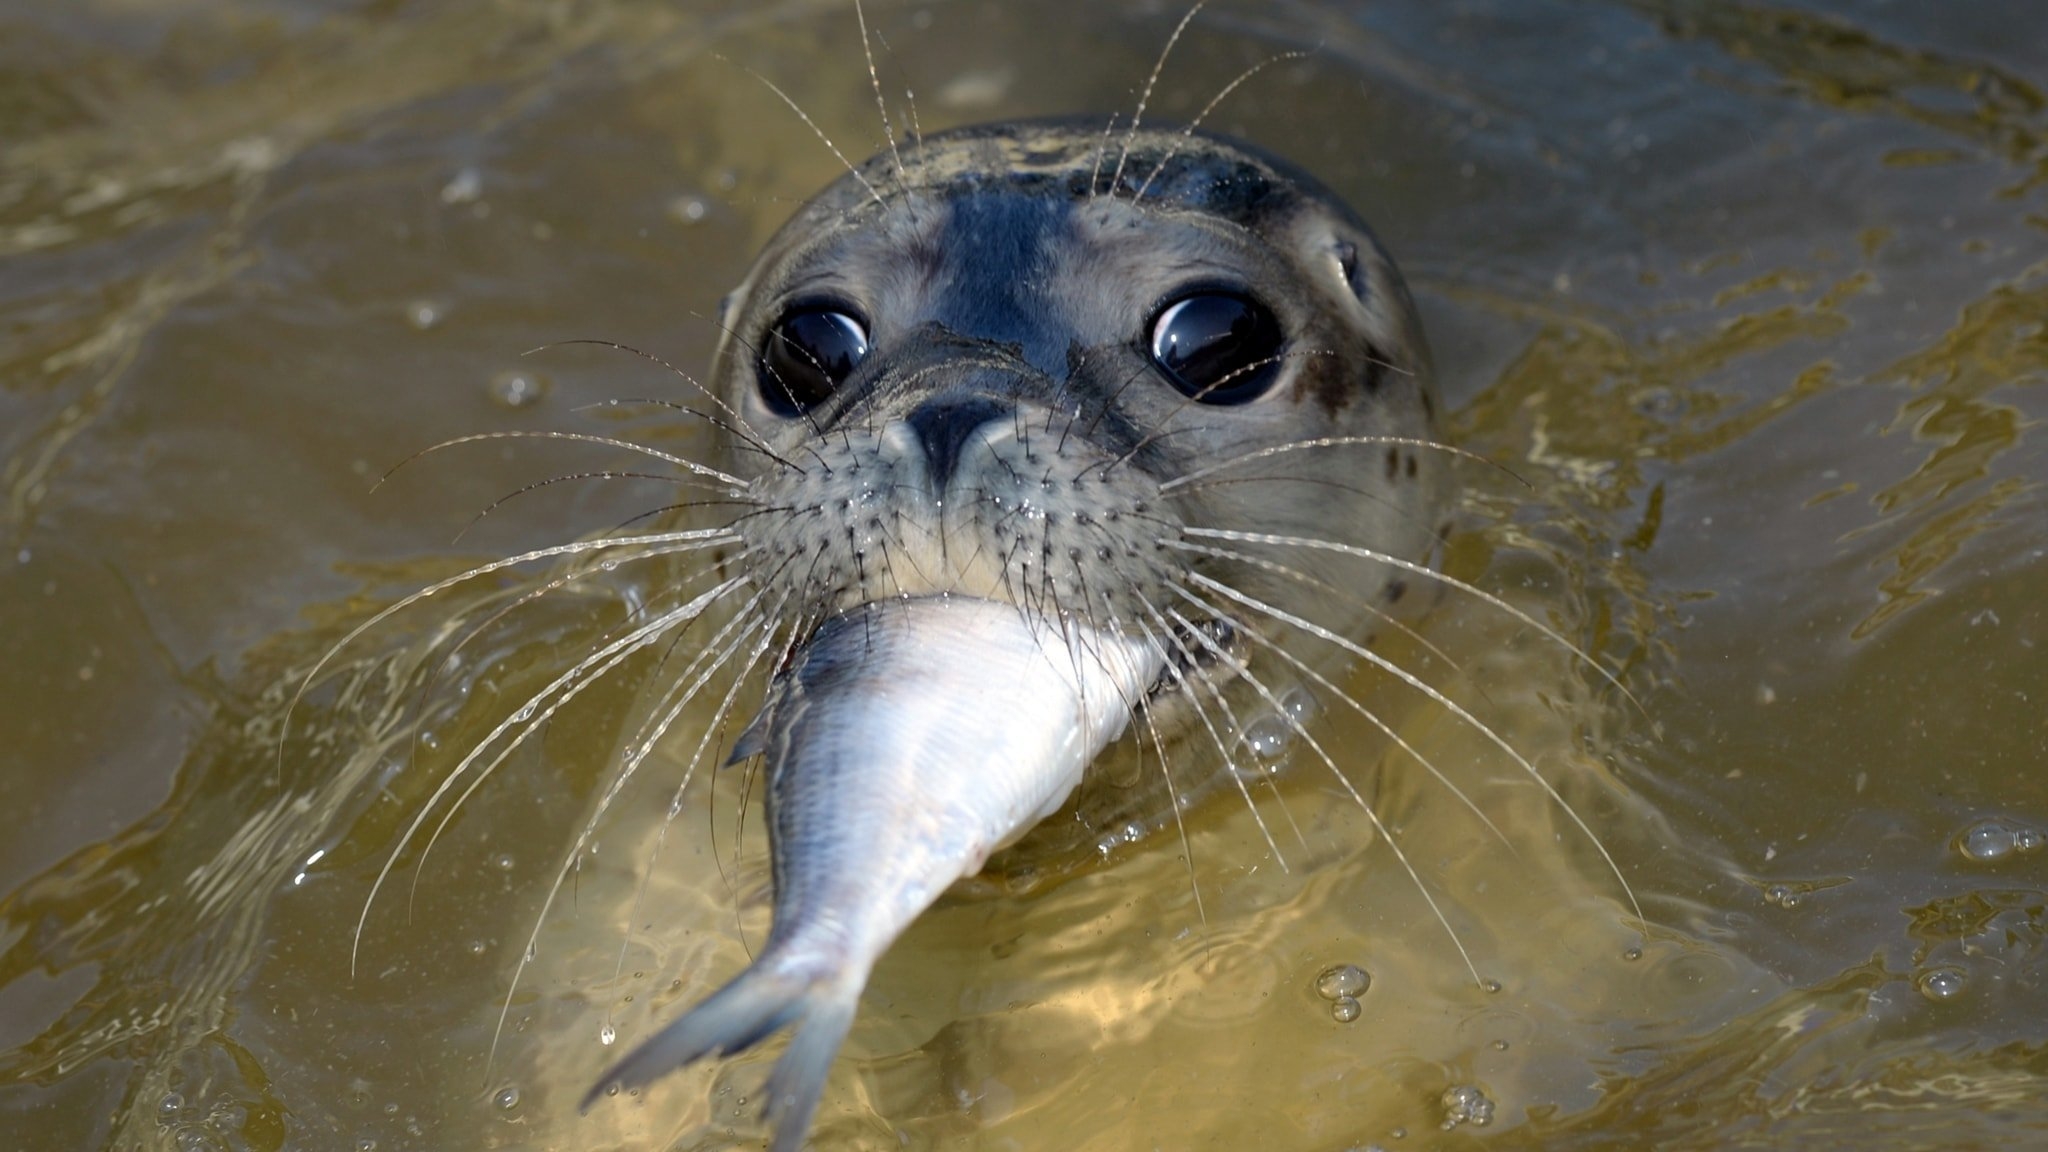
top-left (570, 118), bottom-right (1457, 1149)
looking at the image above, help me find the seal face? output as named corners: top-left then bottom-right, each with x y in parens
top-left (716, 120), bottom-right (1446, 679)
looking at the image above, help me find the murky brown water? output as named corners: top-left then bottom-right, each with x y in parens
top-left (3, 1), bottom-right (2045, 1150)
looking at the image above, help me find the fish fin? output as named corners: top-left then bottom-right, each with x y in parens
top-left (760, 983), bottom-right (859, 1152)
top-left (580, 957), bottom-right (807, 1112)
top-left (726, 703), bottom-right (772, 765)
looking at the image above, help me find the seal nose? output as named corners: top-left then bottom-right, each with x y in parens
top-left (904, 396), bottom-right (1009, 490)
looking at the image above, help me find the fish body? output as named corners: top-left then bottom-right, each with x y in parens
top-left (587, 595), bottom-right (1163, 1148)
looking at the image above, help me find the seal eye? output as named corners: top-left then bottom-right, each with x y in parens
top-left (1148, 293), bottom-right (1285, 405)
top-left (760, 308), bottom-right (869, 415)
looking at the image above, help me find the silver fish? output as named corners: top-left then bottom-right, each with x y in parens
top-left (584, 595), bottom-right (1163, 1149)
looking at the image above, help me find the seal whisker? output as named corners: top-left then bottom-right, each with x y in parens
top-left (1126, 618), bottom-right (1209, 931)
top-left (603, 600), bottom-right (794, 1028)
top-left (1182, 526), bottom-right (1644, 713)
top-left (1223, 610), bottom-right (1516, 852)
top-left (376, 429), bottom-right (748, 492)
top-left (1166, 583), bottom-right (1486, 986)
top-left (279, 527), bottom-right (736, 782)
top-left (1130, 49), bottom-right (1313, 206)
top-left (398, 553), bottom-right (747, 885)
top-left (1161, 434), bottom-right (1521, 493)
top-left (491, 595), bottom-right (779, 1080)
top-left (451, 470), bottom-right (744, 544)
top-left (1095, 350), bottom-right (1336, 475)
top-left (353, 577), bottom-right (745, 976)
top-left (1161, 537), bottom-right (1462, 672)
top-left (526, 337), bottom-right (777, 460)
top-left (1135, 597), bottom-right (1297, 864)
top-left (1107, 1), bottom-right (1207, 197)
top-left (1183, 571), bottom-right (1644, 925)
top-left (723, 59), bottom-right (886, 210)
top-left (852, 0), bottom-right (906, 190)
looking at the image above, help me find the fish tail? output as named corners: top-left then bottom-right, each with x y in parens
top-left (761, 981), bottom-right (859, 1152)
top-left (581, 948), bottom-right (865, 1148)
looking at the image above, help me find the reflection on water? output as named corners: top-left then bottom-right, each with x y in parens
top-left (2, 1), bottom-right (2044, 1149)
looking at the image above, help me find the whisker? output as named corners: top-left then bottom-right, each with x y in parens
top-left (1132, 598), bottom-right (1296, 864)
top-left (1131, 49), bottom-right (1312, 206)
top-left (353, 576), bottom-right (745, 976)
top-left (526, 337), bottom-right (775, 461)
top-left (1094, 350), bottom-right (1335, 476)
top-left (1108, 1), bottom-right (1206, 196)
top-left (1182, 572), bottom-right (1644, 925)
top-left (1208, 604), bottom-right (1513, 852)
top-left (853, 0), bottom-right (906, 188)
top-left (375, 430), bottom-right (747, 492)
top-left (603, 600), bottom-right (791, 1026)
top-left (1166, 583), bottom-right (1485, 985)
top-left (278, 528), bottom-right (738, 783)
top-left (722, 58), bottom-right (886, 210)
top-left (1182, 526), bottom-right (1643, 714)
top-left (486, 591), bottom-right (776, 1079)
top-left (1161, 537), bottom-right (1461, 671)
top-left (1161, 435), bottom-right (1517, 493)
top-left (452, 470), bottom-right (737, 543)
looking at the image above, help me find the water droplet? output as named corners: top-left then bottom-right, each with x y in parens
top-left (404, 300), bottom-right (445, 331)
top-left (488, 370), bottom-right (548, 409)
top-left (1314, 963), bottom-right (1371, 1000)
top-left (599, 1024), bottom-right (617, 1046)
top-left (1439, 1084), bottom-right (1495, 1129)
top-left (1916, 966), bottom-right (1967, 1002)
top-left (494, 1086), bottom-right (520, 1110)
top-left (1330, 995), bottom-right (1361, 1023)
top-left (1960, 820), bottom-right (2018, 862)
top-left (668, 195), bottom-right (710, 224)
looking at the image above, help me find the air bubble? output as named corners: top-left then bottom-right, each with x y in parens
top-left (488, 370), bottom-right (549, 409)
top-left (158, 1093), bottom-right (184, 1119)
top-left (1330, 996), bottom-right (1361, 1023)
top-left (1439, 1084), bottom-right (1495, 1129)
top-left (668, 196), bottom-right (710, 224)
top-left (1916, 967), bottom-right (1966, 1002)
top-left (1949, 815), bottom-right (2015, 860)
top-left (495, 853), bottom-right (516, 871)
top-left (1314, 963), bottom-right (1371, 1001)
top-left (1763, 883), bottom-right (1801, 909)
top-left (494, 1086), bottom-right (520, 1110)
top-left (600, 1024), bottom-right (617, 1046)
top-left (405, 300), bottom-right (445, 330)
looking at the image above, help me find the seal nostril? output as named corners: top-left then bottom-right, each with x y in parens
top-left (905, 396), bottom-right (1009, 490)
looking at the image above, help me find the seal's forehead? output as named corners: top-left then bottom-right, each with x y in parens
top-left (807, 120), bottom-right (1306, 232)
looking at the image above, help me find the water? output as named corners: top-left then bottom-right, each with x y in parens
top-left (2, 1), bottom-right (2045, 1149)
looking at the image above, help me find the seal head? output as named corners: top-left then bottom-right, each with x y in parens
top-left (715, 120), bottom-right (1446, 676)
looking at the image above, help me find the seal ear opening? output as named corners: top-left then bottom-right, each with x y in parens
top-left (1328, 238), bottom-right (1371, 306)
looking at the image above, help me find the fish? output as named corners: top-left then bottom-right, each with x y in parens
top-left (583, 594), bottom-right (1165, 1149)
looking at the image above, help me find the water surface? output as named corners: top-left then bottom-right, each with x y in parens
top-left (2, 1), bottom-right (2044, 1149)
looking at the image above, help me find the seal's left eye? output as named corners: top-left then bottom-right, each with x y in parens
top-left (1148, 293), bottom-right (1285, 405)
top-left (760, 308), bottom-right (869, 415)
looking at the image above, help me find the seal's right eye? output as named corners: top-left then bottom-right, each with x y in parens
top-left (759, 308), bottom-right (869, 415)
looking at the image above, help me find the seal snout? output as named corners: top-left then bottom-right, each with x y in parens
top-left (904, 394), bottom-right (1011, 490)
